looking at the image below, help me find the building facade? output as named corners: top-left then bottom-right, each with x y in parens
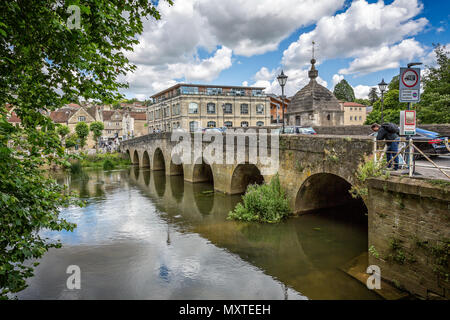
top-left (268, 94), bottom-right (290, 125)
top-left (286, 59), bottom-right (344, 127)
top-left (341, 102), bottom-right (367, 125)
top-left (147, 84), bottom-right (271, 132)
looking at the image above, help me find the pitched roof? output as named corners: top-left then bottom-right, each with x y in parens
top-left (50, 108), bottom-right (76, 123)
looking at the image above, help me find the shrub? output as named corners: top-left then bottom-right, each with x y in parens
top-left (228, 174), bottom-right (290, 223)
top-left (103, 159), bottom-right (115, 171)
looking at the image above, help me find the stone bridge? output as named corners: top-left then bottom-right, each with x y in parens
top-left (121, 132), bottom-right (374, 213)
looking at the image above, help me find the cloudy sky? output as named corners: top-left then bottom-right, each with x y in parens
top-left (121, 0), bottom-right (450, 100)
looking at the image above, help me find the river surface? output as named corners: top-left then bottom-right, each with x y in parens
top-left (18, 168), bottom-right (379, 300)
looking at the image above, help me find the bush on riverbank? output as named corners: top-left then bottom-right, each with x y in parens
top-left (80, 152), bottom-right (131, 170)
top-left (65, 152), bottom-right (131, 172)
top-left (228, 174), bottom-right (290, 223)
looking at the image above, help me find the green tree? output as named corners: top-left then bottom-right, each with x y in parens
top-left (416, 44), bottom-right (450, 124)
top-left (75, 122), bottom-right (90, 148)
top-left (333, 79), bottom-right (355, 102)
top-left (365, 89), bottom-right (408, 125)
top-left (0, 0), bottom-right (171, 298)
top-left (57, 125), bottom-right (70, 141)
top-left (388, 75), bottom-right (400, 91)
top-left (368, 88), bottom-right (379, 105)
top-left (65, 133), bottom-right (78, 149)
top-left (355, 98), bottom-right (370, 106)
top-left (90, 121), bottom-right (105, 148)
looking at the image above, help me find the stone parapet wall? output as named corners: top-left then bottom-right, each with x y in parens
top-left (313, 124), bottom-right (450, 137)
top-left (367, 177), bottom-right (450, 299)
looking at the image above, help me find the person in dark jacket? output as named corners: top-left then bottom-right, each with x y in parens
top-left (371, 123), bottom-right (400, 170)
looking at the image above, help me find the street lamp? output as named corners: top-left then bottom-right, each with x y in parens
top-left (222, 104), bottom-right (225, 128)
top-left (378, 78), bottom-right (388, 124)
top-left (277, 70), bottom-right (288, 133)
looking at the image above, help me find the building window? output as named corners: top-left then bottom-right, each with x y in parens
top-left (207, 121), bottom-right (216, 128)
top-left (181, 86), bottom-right (199, 95)
top-left (256, 104), bottom-right (264, 114)
top-left (350, 116), bottom-right (353, 121)
top-left (207, 88), bottom-right (222, 95)
top-left (207, 103), bottom-right (216, 114)
top-left (241, 121), bottom-right (249, 127)
top-left (359, 116), bottom-right (362, 121)
top-left (256, 121), bottom-right (264, 127)
top-left (327, 114), bottom-right (331, 121)
top-left (240, 104), bottom-right (249, 114)
top-left (224, 121), bottom-right (233, 128)
top-left (252, 89), bottom-right (263, 96)
top-left (350, 107), bottom-right (353, 111)
top-left (189, 121), bottom-right (199, 132)
top-left (78, 116), bottom-right (86, 122)
top-left (189, 102), bottom-right (199, 114)
top-left (223, 103), bottom-right (233, 114)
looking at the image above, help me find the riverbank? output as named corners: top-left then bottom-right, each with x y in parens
top-left (69, 152), bottom-right (131, 172)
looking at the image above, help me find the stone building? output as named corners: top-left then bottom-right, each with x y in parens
top-left (147, 84), bottom-right (271, 132)
top-left (286, 59), bottom-right (344, 127)
top-left (49, 104), bottom-right (99, 149)
top-left (341, 102), bottom-right (367, 125)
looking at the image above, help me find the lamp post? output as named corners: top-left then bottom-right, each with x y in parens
top-left (222, 104), bottom-right (225, 128)
top-left (277, 70), bottom-right (288, 133)
top-left (378, 78), bottom-right (388, 124)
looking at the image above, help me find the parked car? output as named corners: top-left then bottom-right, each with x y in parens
top-left (283, 126), bottom-right (317, 135)
top-left (370, 128), bottom-right (449, 158)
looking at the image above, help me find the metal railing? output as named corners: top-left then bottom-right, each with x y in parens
top-left (374, 137), bottom-right (450, 179)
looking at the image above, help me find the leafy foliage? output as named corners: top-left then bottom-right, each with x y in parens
top-left (333, 79), bottom-right (355, 102)
top-left (90, 121), bottom-right (104, 147)
top-left (228, 175), bottom-right (290, 223)
top-left (0, 0), bottom-right (171, 299)
top-left (75, 122), bottom-right (89, 148)
top-left (65, 133), bottom-right (78, 149)
top-left (365, 88), bottom-right (408, 125)
top-left (368, 88), bottom-right (379, 105)
top-left (416, 44), bottom-right (450, 124)
top-left (57, 125), bottom-right (70, 139)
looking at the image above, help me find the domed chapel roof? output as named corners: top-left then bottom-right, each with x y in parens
top-left (288, 59), bottom-right (342, 114)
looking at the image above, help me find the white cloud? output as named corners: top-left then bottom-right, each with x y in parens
top-left (249, 66), bottom-right (327, 97)
top-left (338, 39), bottom-right (426, 75)
top-left (353, 85), bottom-right (373, 100)
top-left (123, 0), bottom-right (346, 96)
top-left (332, 74), bottom-right (344, 89)
top-left (436, 27), bottom-right (445, 33)
top-left (282, 0), bottom-right (428, 72)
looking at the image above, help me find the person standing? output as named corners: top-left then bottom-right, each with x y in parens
top-left (371, 123), bottom-right (400, 170)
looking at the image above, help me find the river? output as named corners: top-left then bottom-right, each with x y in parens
top-left (18, 168), bottom-right (380, 300)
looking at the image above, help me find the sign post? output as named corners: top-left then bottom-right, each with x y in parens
top-left (399, 65), bottom-right (421, 175)
top-left (399, 67), bottom-right (421, 103)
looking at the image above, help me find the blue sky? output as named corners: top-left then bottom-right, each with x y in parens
top-left (122, 0), bottom-right (449, 100)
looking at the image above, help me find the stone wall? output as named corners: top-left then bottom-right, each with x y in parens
top-left (367, 177), bottom-right (450, 299)
top-left (313, 124), bottom-right (450, 137)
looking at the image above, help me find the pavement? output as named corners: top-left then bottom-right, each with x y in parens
top-left (391, 155), bottom-right (450, 181)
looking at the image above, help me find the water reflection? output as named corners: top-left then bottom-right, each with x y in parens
top-left (18, 169), bottom-right (379, 300)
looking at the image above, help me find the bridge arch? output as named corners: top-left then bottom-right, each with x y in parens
top-left (132, 150), bottom-right (140, 166)
top-left (126, 150), bottom-right (131, 162)
top-left (230, 163), bottom-right (265, 195)
top-left (294, 173), bottom-right (366, 214)
top-left (168, 153), bottom-right (184, 176)
top-left (142, 151), bottom-right (150, 168)
top-left (192, 157), bottom-right (214, 186)
top-left (152, 148), bottom-right (166, 171)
